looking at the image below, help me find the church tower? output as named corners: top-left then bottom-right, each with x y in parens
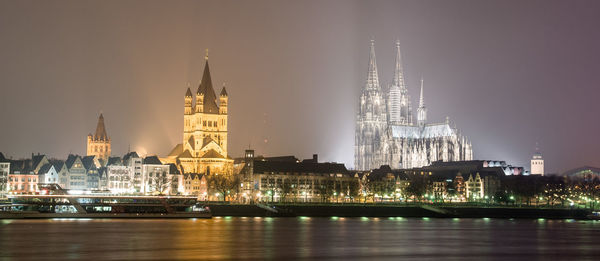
top-left (530, 143), bottom-right (544, 175)
top-left (87, 113), bottom-right (111, 164)
top-left (388, 40), bottom-right (412, 126)
top-left (417, 77), bottom-right (427, 127)
top-left (355, 40), bottom-right (388, 170)
top-left (169, 51), bottom-right (234, 175)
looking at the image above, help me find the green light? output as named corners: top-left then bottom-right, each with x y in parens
top-left (453, 218), bottom-right (460, 222)
top-left (361, 217), bottom-right (369, 221)
top-left (331, 216), bottom-right (339, 220)
top-left (422, 217), bottom-right (430, 221)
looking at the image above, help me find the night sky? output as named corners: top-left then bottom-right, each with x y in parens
top-left (0, 0), bottom-right (599, 173)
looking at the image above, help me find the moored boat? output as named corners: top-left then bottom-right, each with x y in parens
top-left (1, 188), bottom-right (211, 219)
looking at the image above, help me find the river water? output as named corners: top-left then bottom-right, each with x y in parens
top-left (0, 217), bottom-right (598, 260)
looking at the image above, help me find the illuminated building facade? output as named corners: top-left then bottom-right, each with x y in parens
top-left (355, 40), bottom-right (473, 171)
top-left (87, 113), bottom-right (111, 165)
top-left (530, 148), bottom-right (544, 175)
top-left (165, 54), bottom-right (234, 175)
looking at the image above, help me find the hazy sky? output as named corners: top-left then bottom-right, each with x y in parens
top-left (1, 0), bottom-right (599, 173)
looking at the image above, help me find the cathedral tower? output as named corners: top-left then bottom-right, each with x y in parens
top-left (87, 113), bottom-right (111, 164)
top-left (388, 40), bottom-right (412, 125)
top-left (355, 40), bottom-right (388, 170)
top-left (417, 77), bottom-right (427, 127)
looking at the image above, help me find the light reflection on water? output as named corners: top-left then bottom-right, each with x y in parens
top-left (0, 217), bottom-right (599, 260)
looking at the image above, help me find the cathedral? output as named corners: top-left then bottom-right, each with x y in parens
top-left (164, 53), bottom-right (234, 175)
top-left (355, 40), bottom-right (473, 171)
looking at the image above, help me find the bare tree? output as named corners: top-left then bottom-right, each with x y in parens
top-left (207, 174), bottom-right (241, 202)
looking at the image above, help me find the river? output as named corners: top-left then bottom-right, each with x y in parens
top-left (1, 217), bottom-right (598, 260)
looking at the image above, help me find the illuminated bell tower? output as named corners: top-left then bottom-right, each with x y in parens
top-left (530, 143), bottom-right (544, 175)
top-left (177, 50), bottom-right (233, 174)
top-left (87, 113), bottom-right (111, 164)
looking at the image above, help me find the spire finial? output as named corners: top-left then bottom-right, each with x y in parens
top-left (205, 48), bottom-right (209, 60)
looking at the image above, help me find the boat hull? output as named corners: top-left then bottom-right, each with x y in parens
top-left (0, 212), bottom-right (211, 219)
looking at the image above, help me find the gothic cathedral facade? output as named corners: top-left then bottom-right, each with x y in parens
top-left (355, 40), bottom-right (473, 171)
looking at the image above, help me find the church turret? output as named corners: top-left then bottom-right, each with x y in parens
top-left (195, 87), bottom-right (204, 113)
top-left (219, 84), bottom-right (228, 115)
top-left (184, 86), bottom-right (193, 115)
top-left (417, 77), bottom-right (427, 127)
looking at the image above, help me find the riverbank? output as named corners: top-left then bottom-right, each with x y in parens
top-left (206, 203), bottom-right (593, 219)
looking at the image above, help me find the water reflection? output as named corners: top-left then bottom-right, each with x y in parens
top-left (0, 218), bottom-right (599, 260)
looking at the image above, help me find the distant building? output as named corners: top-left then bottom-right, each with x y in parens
top-left (239, 151), bottom-right (358, 203)
top-left (0, 153), bottom-right (10, 195)
top-left (164, 54), bottom-right (234, 176)
top-left (87, 113), bottom-right (111, 165)
top-left (562, 166), bottom-right (600, 179)
top-left (142, 156), bottom-right (171, 195)
top-left (123, 152), bottom-right (143, 193)
top-left (181, 173), bottom-right (207, 198)
top-left (65, 155), bottom-right (87, 190)
top-left (530, 148), bottom-right (544, 175)
top-left (7, 174), bottom-right (38, 194)
top-left (355, 40), bottom-right (472, 171)
top-left (106, 164), bottom-right (134, 193)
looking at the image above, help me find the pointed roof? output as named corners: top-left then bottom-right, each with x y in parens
top-left (185, 88), bottom-right (192, 97)
top-left (93, 114), bottom-right (109, 141)
top-left (168, 144), bottom-right (183, 157)
top-left (50, 160), bottom-right (65, 172)
top-left (392, 40), bottom-right (407, 91)
top-left (143, 156), bottom-right (163, 165)
top-left (123, 151), bottom-right (140, 162)
top-left (202, 149), bottom-right (225, 159)
top-left (179, 149), bottom-right (193, 158)
top-left (81, 155), bottom-right (98, 170)
top-left (38, 163), bottom-right (54, 174)
top-left (220, 86), bottom-right (228, 97)
top-left (196, 60), bottom-right (219, 114)
top-left (365, 40), bottom-right (381, 91)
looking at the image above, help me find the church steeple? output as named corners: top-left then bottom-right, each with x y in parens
top-left (196, 56), bottom-right (219, 114)
top-left (417, 77), bottom-right (427, 127)
top-left (392, 40), bottom-right (406, 90)
top-left (94, 113), bottom-right (108, 141)
top-left (365, 39), bottom-right (381, 91)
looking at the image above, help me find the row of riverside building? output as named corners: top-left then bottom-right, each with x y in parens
top-left (0, 147), bottom-right (527, 203)
top-left (0, 53), bottom-right (533, 203)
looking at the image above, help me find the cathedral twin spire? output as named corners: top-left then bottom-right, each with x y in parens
top-left (366, 39), bottom-right (419, 126)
